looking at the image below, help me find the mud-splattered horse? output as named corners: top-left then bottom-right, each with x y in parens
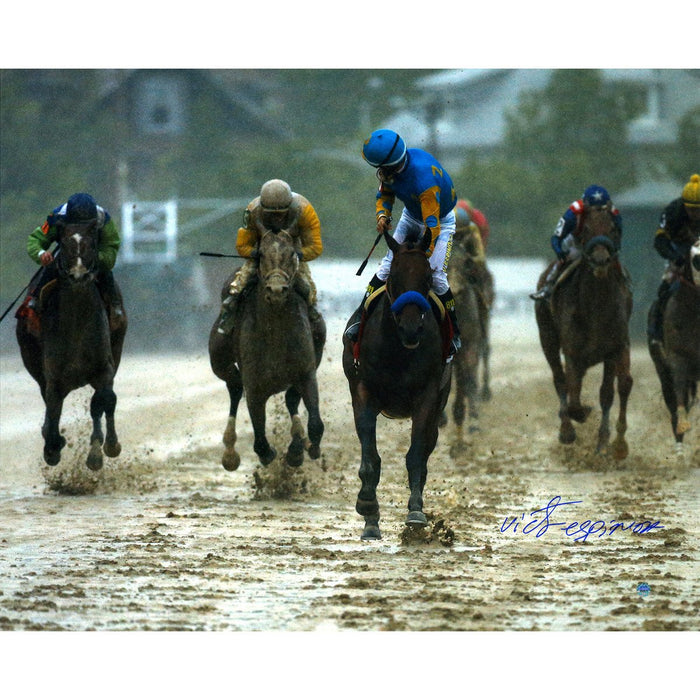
top-left (342, 229), bottom-right (452, 540)
top-left (16, 220), bottom-right (127, 469)
top-left (209, 229), bottom-right (326, 470)
top-left (648, 237), bottom-right (700, 449)
top-left (534, 216), bottom-right (633, 458)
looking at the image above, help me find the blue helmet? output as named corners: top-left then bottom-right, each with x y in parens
top-left (362, 129), bottom-right (407, 168)
top-left (66, 192), bottom-right (97, 222)
top-left (582, 185), bottom-right (611, 207)
top-left (454, 206), bottom-right (471, 227)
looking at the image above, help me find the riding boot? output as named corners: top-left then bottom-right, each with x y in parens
top-left (344, 273), bottom-right (383, 342)
top-left (216, 291), bottom-right (240, 335)
top-left (438, 288), bottom-right (462, 357)
top-left (530, 260), bottom-right (562, 300)
top-left (97, 269), bottom-right (124, 328)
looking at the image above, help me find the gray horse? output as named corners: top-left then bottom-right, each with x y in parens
top-left (209, 229), bottom-right (325, 471)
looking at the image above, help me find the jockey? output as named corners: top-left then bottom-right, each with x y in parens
top-left (217, 179), bottom-right (323, 335)
top-left (345, 128), bottom-right (461, 357)
top-left (530, 184), bottom-right (622, 300)
top-left (21, 192), bottom-right (123, 333)
top-left (648, 173), bottom-right (700, 344)
top-left (456, 198), bottom-right (490, 250)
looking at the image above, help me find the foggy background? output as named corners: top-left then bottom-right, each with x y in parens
top-left (1, 69), bottom-right (698, 352)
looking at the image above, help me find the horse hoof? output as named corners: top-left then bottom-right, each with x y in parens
top-left (406, 511), bottom-right (428, 527)
top-left (361, 524), bottom-right (382, 541)
top-left (259, 447), bottom-right (277, 466)
top-left (44, 450), bottom-right (61, 467)
top-left (222, 449), bottom-right (240, 471)
top-left (612, 440), bottom-right (629, 461)
top-left (87, 442), bottom-right (103, 471)
top-left (307, 444), bottom-right (321, 460)
top-left (285, 449), bottom-right (304, 468)
top-left (559, 428), bottom-right (576, 444)
top-left (104, 441), bottom-right (121, 458)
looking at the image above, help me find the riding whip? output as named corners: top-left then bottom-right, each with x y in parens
top-left (199, 252), bottom-right (248, 259)
top-left (0, 253), bottom-right (54, 324)
top-left (356, 231), bottom-right (384, 276)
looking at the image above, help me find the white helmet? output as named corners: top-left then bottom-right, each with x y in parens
top-left (260, 179), bottom-right (293, 212)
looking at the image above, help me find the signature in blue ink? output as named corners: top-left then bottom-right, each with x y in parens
top-left (500, 496), bottom-right (664, 542)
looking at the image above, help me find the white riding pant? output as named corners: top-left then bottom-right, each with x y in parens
top-left (375, 209), bottom-right (456, 295)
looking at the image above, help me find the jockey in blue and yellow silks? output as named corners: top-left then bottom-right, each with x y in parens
top-left (345, 129), bottom-right (461, 358)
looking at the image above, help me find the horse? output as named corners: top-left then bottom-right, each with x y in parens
top-left (15, 219), bottom-right (127, 470)
top-left (533, 212), bottom-right (633, 458)
top-left (446, 231), bottom-right (495, 441)
top-left (342, 229), bottom-right (452, 540)
top-left (208, 229), bottom-right (326, 471)
top-left (647, 237), bottom-right (700, 450)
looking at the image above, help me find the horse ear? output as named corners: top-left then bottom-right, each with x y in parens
top-left (383, 229), bottom-right (398, 254)
top-left (420, 228), bottom-right (432, 252)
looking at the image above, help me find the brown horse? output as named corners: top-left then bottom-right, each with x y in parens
top-left (648, 238), bottom-right (700, 450)
top-left (16, 220), bottom-right (127, 469)
top-left (446, 231), bottom-right (494, 441)
top-left (534, 213), bottom-right (633, 458)
top-left (209, 229), bottom-right (325, 471)
top-left (342, 229), bottom-right (452, 540)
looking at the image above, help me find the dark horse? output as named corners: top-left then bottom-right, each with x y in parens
top-left (534, 213), bottom-right (633, 458)
top-left (342, 229), bottom-right (452, 540)
top-left (209, 229), bottom-right (326, 470)
top-left (16, 220), bottom-right (127, 469)
top-left (648, 237), bottom-right (700, 450)
top-left (446, 231), bottom-right (494, 442)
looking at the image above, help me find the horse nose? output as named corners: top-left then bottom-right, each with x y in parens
top-left (265, 281), bottom-right (289, 304)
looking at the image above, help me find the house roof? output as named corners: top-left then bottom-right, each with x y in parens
top-left (95, 69), bottom-right (291, 139)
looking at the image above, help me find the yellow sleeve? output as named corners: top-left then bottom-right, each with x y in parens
top-left (235, 203), bottom-right (260, 258)
top-left (418, 186), bottom-right (442, 253)
top-left (375, 185), bottom-right (395, 221)
top-left (298, 202), bottom-right (323, 261)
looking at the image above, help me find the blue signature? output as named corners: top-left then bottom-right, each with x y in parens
top-left (500, 496), bottom-right (664, 542)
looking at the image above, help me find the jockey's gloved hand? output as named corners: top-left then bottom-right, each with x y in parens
top-left (249, 249), bottom-right (260, 260)
top-left (376, 216), bottom-right (392, 235)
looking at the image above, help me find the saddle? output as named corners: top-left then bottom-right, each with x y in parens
top-left (352, 285), bottom-right (454, 364)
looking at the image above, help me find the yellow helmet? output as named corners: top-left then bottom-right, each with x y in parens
top-left (681, 173), bottom-right (700, 208)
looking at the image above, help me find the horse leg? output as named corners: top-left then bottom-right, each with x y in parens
top-left (247, 391), bottom-right (276, 466)
top-left (595, 360), bottom-right (615, 455)
top-left (353, 391), bottom-right (382, 540)
top-left (405, 404), bottom-right (439, 528)
top-left (284, 387), bottom-right (306, 467)
top-left (611, 349), bottom-right (633, 460)
top-left (672, 359), bottom-right (692, 438)
top-left (480, 333), bottom-right (492, 402)
top-left (42, 384), bottom-right (67, 466)
top-left (464, 344), bottom-right (481, 433)
top-left (559, 360), bottom-right (587, 444)
top-left (451, 361), bottom-right (466, 447)
top-left (222, 375), bottom-right (243, 471)
top-left (87, 385), bottom-right (119, 470)
top-left (536, 303), bottom-right (574, 442)
top-left (299, 375), bottom-right (324, 460)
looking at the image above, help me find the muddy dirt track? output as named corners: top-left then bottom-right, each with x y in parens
top-left (0, 314), bottom-right (698, 641)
